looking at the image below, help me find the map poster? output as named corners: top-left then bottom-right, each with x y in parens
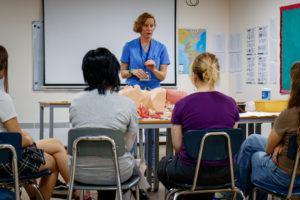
top-left (178, 29), bottom-right (206, 74)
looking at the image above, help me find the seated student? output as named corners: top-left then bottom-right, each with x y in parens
top-left (236, 62), bottom-right (300, 200)
top-left (0, 45), bottom-right (71, 200)
top-left (157, 52), bottom-right (240, 200)
top-left (69, 47), bottom-right (149, 200)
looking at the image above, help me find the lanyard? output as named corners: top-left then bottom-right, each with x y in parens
top-left (139, 40), bottom-right (152, 71)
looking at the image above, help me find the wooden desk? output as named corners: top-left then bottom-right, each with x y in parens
top-left (239, 112), bottom-right (279, 137)
top-left (39, 102), bottom-right (279, 191)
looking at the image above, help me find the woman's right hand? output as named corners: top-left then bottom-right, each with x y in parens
top-left (132, 69), bottom-right (148, 80)
top-left (272, 143), bottom-right (282, 165)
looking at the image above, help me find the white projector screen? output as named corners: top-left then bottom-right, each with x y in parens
top-left (43, 0), bottom-right (176, 87)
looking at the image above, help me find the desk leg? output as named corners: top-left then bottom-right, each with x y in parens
top-left (154, 128), bottom-right (159, 191)
top-left (40, 105), bottom-right (44, 140)
top-left (146, 129), bottom-right (152, 191)
top-left (49, 106), bottom-right (54, 138)
top-left (166, 128), bottom-right (173, 156)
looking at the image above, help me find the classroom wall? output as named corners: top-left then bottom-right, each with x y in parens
top-left (1, 0), bottom-right (299, 124)
top-left (176, 0), bottom-right (230, 95)
top-left (0, 0), bottom-right (77, 123)
top-left (228, 0), bottom-right (300, 101)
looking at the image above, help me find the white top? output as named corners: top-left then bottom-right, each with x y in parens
top-left (69, 89), bottom-right (139, 184)
top-left (0, 91), bottom-right (17, 132)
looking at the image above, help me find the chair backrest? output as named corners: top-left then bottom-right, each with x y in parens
top-left (0, 132), bottom-right (22, 163)
top-left (287, 134), bottom-right (298, 160)
top-left (184, 128), bottom-right (244, 161)
top-left (0, 132), bottom-right (21, 200)
top-left (68, 127), bottom-right (126, 157)
top-left (67, 127), bottom-right (126, 200)
top-left (286, 133), bottom-right (300, 198)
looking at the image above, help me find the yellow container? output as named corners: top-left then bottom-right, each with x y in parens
top-left (254, 100), bottom-right (288, 112)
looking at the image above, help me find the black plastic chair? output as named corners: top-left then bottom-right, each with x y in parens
top-left (0, 132), bottom-right (20, 200)
top-left (0, 132), bottom-right (52, 200)
top-left (253, 134), bottom-right (300, 200)
top-left (165, 128), bottom-right (246, 200)
top-left (67, 127), bottom-right (140, 200)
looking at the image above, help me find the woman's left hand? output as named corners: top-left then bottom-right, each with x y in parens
top-left (144, 60), bottom-right (156, 71)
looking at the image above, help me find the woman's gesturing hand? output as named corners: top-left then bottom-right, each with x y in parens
top-left (144, 60), bottom-right (156, 71)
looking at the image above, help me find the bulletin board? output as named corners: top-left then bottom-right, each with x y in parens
top-left (280, 3), bottom-right (300, 94)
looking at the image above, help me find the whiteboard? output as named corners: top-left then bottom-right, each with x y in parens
top-left (43, 0), bottom-right (176, 87)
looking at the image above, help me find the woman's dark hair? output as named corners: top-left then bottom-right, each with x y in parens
top-left (287, 62), bottom-right (300, 109)
top-left (82, 47), bottom-right (120, 94)
top-left (0, 45), bottom-right (8, 92)
top-left (287, 62), bottom-right (300, 146)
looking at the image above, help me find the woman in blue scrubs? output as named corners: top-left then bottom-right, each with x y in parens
top-left (120, 13), bottom-right (170, 196)
top-left (120, 12), bottom-right (170, 90)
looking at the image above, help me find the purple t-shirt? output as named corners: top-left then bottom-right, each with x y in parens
top-left (171, 91), bottom-right (240, 166)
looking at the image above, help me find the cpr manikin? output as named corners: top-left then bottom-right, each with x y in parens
top-left (119, 85), bottom-right (166, 112)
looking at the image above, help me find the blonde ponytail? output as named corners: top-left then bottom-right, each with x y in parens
top-left (192, 52), bottom-right (220, 88)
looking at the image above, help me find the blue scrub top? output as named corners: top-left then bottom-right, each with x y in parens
top-left (121, 38), bottom-right (170, 90)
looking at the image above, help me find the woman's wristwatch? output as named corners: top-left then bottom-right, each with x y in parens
top-left (129, 69), bottom-right (134, 76)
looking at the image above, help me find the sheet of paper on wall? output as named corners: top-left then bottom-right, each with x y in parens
top-left (269, 62), bottom-right (277, 84)
top-left (235, 73), bottom-right (243, 93)
top-left (213, 33), bottom-right (225, 53)
top-left (229, 52), bottom-right (242, 72)
top-left (229, 33), bottom-right (242, 52)
top-left (269, 40), bottom-right (278, 61)
top-left (246, 27), bottom-right (256, 55)
top-left (257, 26), bottom-right (268, 55)
top-left (269, 18), bottom-right (278, 40)
top-left (257, 56), bottom-right (268, 84)
top-left (215, 53), bottom-right (226, 72)
top-left (246, 56), bottom-right (256, 84)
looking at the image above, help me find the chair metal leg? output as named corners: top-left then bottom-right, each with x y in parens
top-left (173, 192), bottom-right (181, 200)
top-left (233, 188), bottom-right (246, 200)
top-left (136, 184), bottom-right (140, 200)
top-left (80, 190), bottom-right (84, 200)
top-left (253, 187), bottom-right (257, 200)
top-left (30, 182), bottom-right (45, 200)
top-left (233, 191), bottom-right (237, 200)
top-left (166, 188), bottom-right (180, 200)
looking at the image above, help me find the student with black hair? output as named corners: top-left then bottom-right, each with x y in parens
top-left (69, 47), bottom-right (139, 199)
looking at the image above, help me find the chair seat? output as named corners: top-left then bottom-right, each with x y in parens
top-left (0, 170), bottom-right (52, 183)
top-left (173, 181), bottom-right (232, 190)
top-left (254, 181), bottom-right (300, 197)
top-left (72, 174), bottom-right (140, 191)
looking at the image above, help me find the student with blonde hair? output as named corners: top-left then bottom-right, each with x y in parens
top-left (157, 52), bottom-right (240, 200)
